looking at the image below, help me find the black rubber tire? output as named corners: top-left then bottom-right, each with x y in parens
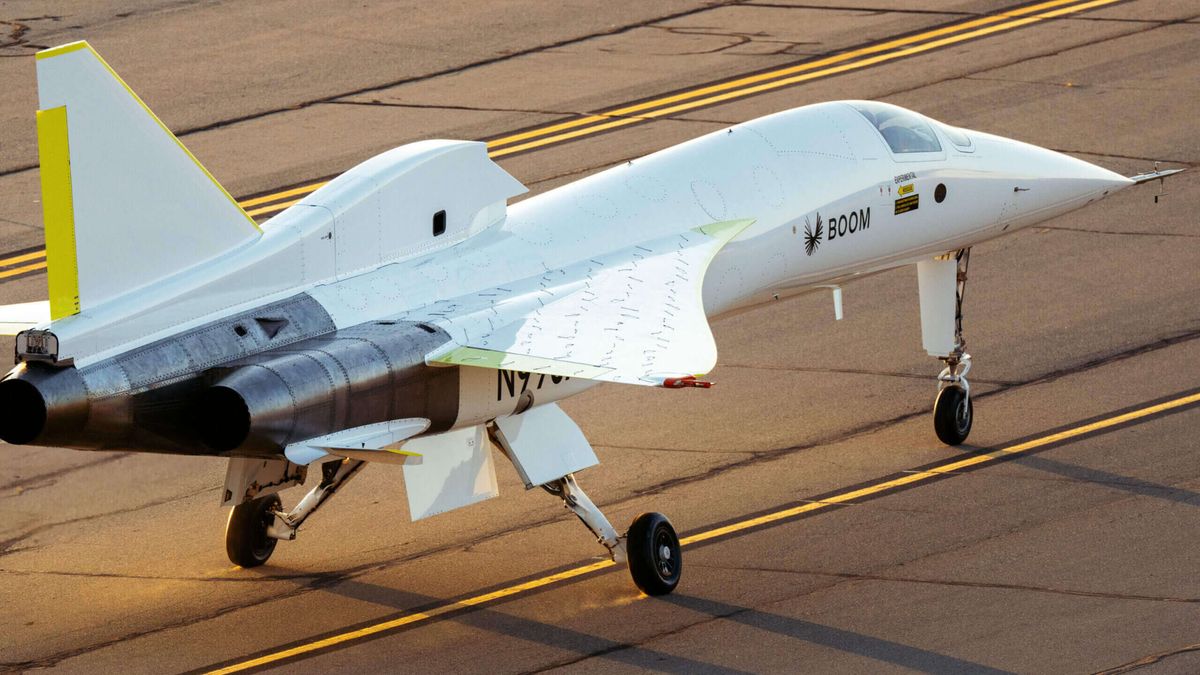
top-left (226, 494), bottom-right (281, 568)
top-left (933, 385), bottom-right (973, 446)
top-left (627, 512), bottom-right (682, 596)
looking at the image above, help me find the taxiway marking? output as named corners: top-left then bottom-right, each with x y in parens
top-left (203, 388), bottom-right (1200, 674)
top-left (0, 0), bottom-right (1123, 278)
top-left (0, 260), bottom-right (47, 280)
top-left (483, 0), bottom-right (1123, 158)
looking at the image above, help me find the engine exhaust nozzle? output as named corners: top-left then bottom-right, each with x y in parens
top-left (0, 363), bottom-right (89, 446)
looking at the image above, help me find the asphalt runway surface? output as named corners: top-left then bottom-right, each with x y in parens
top-left (1, 1), bottom-right (1198, 673)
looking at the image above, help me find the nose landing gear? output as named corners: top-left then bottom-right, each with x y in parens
top-left (920, 248), bottom-right (974, 446)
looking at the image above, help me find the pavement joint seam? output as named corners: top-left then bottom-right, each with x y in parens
top-left (1037, 226), bottom-right (1200, 238)
top-left (0, 451), bottom-right (131, 493)
top-left (691, 564), bottom-right (1200, 603)
top-left (718, 362), bottom-right (1021, 385)
top-left (0, 0), bottom-right (754, 179)
top-left (741, 3), bottom-right (978, 16)
top-left (0, 482), bottom-right (216, 559)
top-left (1049, 149), bottom-right (1194, 165)
top-left (1095, 642), bottom-right (1200, 674)
top-left (875, 11), bottom-right (1200, 109)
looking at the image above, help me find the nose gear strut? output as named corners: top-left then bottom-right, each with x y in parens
top-left (932, 248), bottom-right (973, 446)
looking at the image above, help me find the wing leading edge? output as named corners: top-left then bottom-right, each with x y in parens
top-left (430, 218), bottom-right (753, 386)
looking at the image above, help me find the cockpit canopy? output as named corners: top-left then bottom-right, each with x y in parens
top-left (850, 101), bottom-right (943, 154)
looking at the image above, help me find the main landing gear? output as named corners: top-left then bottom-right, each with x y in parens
top-left (225, 458), bottom-right (366, 567)
top-left (932, 248), bottom-right (973, 446)
top-left (543, 474), bottom-right (682, 595)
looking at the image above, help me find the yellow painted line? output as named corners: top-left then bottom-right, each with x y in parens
top-left (202, 0), bottom-right (1113, 217)
top-left (238, 181), bottom-right (328, 208)
top-left (0, 250), bottom-right (46, 267)
top-left (3, 0), bottom-right (1116, 273)
top-left (245, 198), bottom-right (303, 218)
top-left (485, 0), bottom-right (1089, 151)
top-left (683, 389), bottom-right (1200, 546)
top-left (205, 390), bottom-right (1200, 674)
top-left (489, 0), bottom-right (1121, 158)
top-left (0, 261), bottom-right (48, 279)
top-left (205, 560), bottom-right (615, 675)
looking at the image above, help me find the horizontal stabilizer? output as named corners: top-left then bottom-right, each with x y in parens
top-left (284, 418), bottom-right (430, 465)
top-left (36, 41), bottom-right (260, 317)
top-left (0, 300), bottom-right (50, 335)
top-left (431, 218), bottom-right (754, 386)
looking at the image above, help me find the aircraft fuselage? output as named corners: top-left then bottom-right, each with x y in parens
top-left (0, 101), bottom-right (1132, 456)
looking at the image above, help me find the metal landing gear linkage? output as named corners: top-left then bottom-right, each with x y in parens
top-left (933, 248), bottom-right (973, 446)
top-left (544, 474), bottom-right (682, 596)
top-left (225, 458), bottom-right (366, 568)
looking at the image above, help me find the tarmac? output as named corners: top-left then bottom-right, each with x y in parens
top-left (0, 1), bottom-right (1197, 673)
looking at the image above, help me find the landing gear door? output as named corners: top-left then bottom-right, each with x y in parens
top-left (401, 425), bottom-right (499, 520)
top-left (492, 403), bottom-right (599, 489)
top-left (917, 257), bottom-right (958, 357)
top-left (222, 457), bottom-right (307, 507)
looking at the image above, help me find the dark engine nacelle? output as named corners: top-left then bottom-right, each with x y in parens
top-left (0, 362), bottom-right (89, 446)
top-left (0, 296), bottom-right (459, 458)
top-left (197, 321), bottom-right (458, 454)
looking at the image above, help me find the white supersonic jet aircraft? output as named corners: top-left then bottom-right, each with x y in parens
top-left (0, 42), bottom-right (1180, 595)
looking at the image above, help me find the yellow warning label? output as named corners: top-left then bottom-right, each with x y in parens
top-left (894, 194), bottom-right (919, 215)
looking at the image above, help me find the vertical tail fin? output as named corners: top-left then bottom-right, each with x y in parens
top-left (35, 41), bottom-right (260, 319)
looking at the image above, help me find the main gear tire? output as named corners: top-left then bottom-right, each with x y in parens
top-left (226, 493), bottom-right (282, 568)
top-left (627, 512), bottom-right (682, 596)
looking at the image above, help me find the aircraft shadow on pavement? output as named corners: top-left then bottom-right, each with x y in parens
top-left (328, 579), bottom-right (750, 674)
top-left (663, 594), bottom-right (1013, 675)
top-left (1008, 455), bottom-right (1200, 508)
top-left (955, 440), bottom-right (1200, 509)
top-left (323, 578), bottom-right (1013, 674)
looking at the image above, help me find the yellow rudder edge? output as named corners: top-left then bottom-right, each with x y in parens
top-left (36, 105), bottom-right (80, 320)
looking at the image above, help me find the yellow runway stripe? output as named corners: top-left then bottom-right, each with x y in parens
top-left (205, 390), bottom-right (1200, 675)
top-left (245, 198), bottom-right (303, 218)
top-left (488, 0), bottom-right (1121, 158)
top-left (0, 261), bottom-right (48, 279)
top-left (204, 0), bottom-right (1121, 219)
top-left (237, 181), bottom-right (328, 208)
top-left (485, 0), bottom-right (1090, 151)
top-left (205, 560), bottom-right (616, 675)
top-left (0, 250), bottom-right (47, 267)
top-left (0, 0), bottom-right (1118, 270)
